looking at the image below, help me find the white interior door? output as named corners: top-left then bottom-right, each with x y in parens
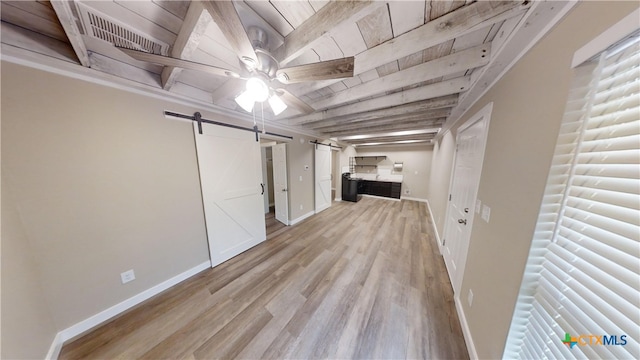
top-left (315, 144), bottom-right (332, 213)
top-left (442, 104), bottom-right (491, 294)
top-left (272, 143), bottom-right (289, 225)
top-left (194, 123), bottom-right (266, 268)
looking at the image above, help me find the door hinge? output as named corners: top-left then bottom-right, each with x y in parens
top-left (442, 238), bottom-right (446, 246)
top-left (449, 194), bottom-right (452, 201)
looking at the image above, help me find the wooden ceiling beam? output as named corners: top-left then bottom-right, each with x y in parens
top-left (202, 1), bottom-right (257, 65)
top-left (284, 77), bottom-right (469, 125)
top-left (347, 134), bottom-right (435, 145)
top-left (327, 119), bottom-right (446, 136)
top-left (284, 0), bottom-right (528, 96)
top-left (326, 119), bottom-right (446, 137)
top-left (272, 0), bottom-right (382, 65)
top-left (315, 111), bottom-right (449, 133)
top-left (162, 2), bottom-right (211, 90)
top-left (310, 108), bottom-right (451, 131)
top-left (300, 95), bottom-right (458, 127)
top-left (50, 0), bottom-right (89, 67)
top-left (354, 0), bottom-right (530, 75)
top-left (311, 44), bottom-right (490, 110)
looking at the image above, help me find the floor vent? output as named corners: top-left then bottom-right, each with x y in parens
top-left (76, 3), bottom-right (169, 55)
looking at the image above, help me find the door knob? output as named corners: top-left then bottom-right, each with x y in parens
top-left (282, 188), bottom-right (288, 192)
top-left (458, 219), bottom-right (467, 225)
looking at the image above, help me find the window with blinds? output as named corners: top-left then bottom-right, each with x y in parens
top-left (503, 30), bottom-right (639, 360)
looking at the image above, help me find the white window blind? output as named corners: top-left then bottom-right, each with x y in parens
top-left (504, 32), bottom-right (640, 360)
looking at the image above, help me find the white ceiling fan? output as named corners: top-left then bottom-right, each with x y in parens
top-left (118, 1), bottom-right (355, 116)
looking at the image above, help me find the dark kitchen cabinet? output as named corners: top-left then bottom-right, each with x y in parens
top-left (358, 180), bottom-right (401, 199)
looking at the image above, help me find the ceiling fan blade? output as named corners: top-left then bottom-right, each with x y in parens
top-left (201, 1), bottom-right (258, 67)
top-left (118, 47), bottom-right (240, 79)
top-left (276, 57), bottom-right (355, 84)
top-left (275, 89), bottom-right (315, 114)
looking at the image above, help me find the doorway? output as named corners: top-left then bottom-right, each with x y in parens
top-left (261, 142), bottom-right (289, 234)
top-left (442, 103), bottom-right (492, 294)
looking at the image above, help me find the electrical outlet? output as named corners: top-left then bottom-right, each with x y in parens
top-left (299, 204), bottom-right (303, 210)
top-left (468, 289), bottom-right (474, 307)
top-left (299, 175), bottom-right (303, 182)
top-left (120, 269), bottom-right (135, 284)
top-left (475, 199), bottom-right (482, 214)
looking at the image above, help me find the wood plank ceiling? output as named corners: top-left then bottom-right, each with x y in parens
top-left (1, 0), bottom-right (534, 147)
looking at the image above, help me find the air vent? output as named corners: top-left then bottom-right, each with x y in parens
top-left (76, 3), bottom-right (169, 55)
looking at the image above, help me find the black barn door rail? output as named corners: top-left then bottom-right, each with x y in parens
top-left (164, 111), bottom-right (293, 141)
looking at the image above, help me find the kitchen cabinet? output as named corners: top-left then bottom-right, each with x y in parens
top-left (359, 180), bottom-right (401, 199)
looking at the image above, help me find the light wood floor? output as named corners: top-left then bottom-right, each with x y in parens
top-left (59, 197), bottom-right (469, 359)
top-left (266, 206), bottom-right (287, 237)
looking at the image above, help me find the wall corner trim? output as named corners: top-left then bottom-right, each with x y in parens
top-left (455, 294), bottom-right (479, 360)
top-left (47, 260), bottom-right (211, 359)
top-left (45, 333), bottom-right (64, 360)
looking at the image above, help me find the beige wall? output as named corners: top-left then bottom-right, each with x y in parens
top-left (2, 61), bottom-right (211, 332)
top-left (427, 2), bottom-right (639, 359)
top-left (0, 61), bottom-right (322, 358)
top-left (1, 178), bottom-right (58, 359)
top-left (355, 145), bottom-right (433, 200)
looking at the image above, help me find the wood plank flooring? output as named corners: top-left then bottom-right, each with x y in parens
top-left (59, 198), bottom-right (469, 359)
top-left (266, 206), bottom-right (287, 237)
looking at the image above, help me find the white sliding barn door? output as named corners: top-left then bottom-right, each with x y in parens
top-left (272, 143), bottom-right (289, 225)
top-left (194, 123), bottom-right (266, 268)
top-left (442, 103), bottom-right (491, 294)
top-left (315, 144), bottom-right (332, 213)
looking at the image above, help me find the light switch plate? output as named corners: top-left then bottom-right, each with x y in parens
top-left (482, 204), bottom-right (491, 223)
top-left (475, 199), bottom-right (482, 214)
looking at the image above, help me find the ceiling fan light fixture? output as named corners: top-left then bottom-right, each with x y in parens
top-left (235, 90), bottom-right (255, 113)
top-left (268, 94), bottom-right (287, 115)
top-left (246, 77), bottom-right (269, 102)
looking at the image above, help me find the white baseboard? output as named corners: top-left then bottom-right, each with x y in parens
top-left (289, 210), bottom-right (315, 225)
top-left (45, 332), bottom-right (64, 360)
top-left (425, 200), bottom-right (442, 254)
top-left (455, 294), bottom-right (478, 360)
top-left (400, 196), bottom-right (428, 203)
top-left (334, 197), bottom-right (342, 201)
top-left (48, 260), bottom-right (211, 359)
top-left (361, 194), bottom-right (400, 202)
